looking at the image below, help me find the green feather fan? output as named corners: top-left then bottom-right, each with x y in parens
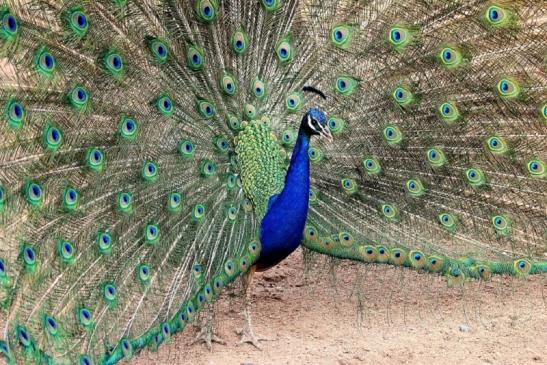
top-left (0, 0), bottom-right (545, 363)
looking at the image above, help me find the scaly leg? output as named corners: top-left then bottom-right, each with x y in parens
top-left (190, 304), bottom-right (226, 351)
top-left (237, 265), bottom-right (269, 349)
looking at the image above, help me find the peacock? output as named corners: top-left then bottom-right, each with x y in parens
top-left (0, 0), bottom-right (546, 363)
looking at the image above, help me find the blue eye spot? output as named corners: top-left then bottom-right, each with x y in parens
top-left (414, 253), bottom-right (421, 261)
top-left (443, 49), bottom-right (452, 61)
top-left (13, 104), bottom-right (22, 118)
top-left (204, 6), bottom-right (211, 16)
top-left (93, 151), bottom-right (100, 161)
top-left (44, 54), bottom-right (53, 69)
top-left (392, 30), bottom-right (401, 41)
top-left (64, 242), bottom-right (72, 253)
top-left (430, 151), bottom-right (437, 159)
top-left (394, 252), bottom-right (401, 258)
top-left (518, 261), bottom-right (525, 269)
top-left (235, 40), bottom-right (243, 49)
top-left (77, 14), bottom-right (87, 27)
top-left (469, 170), bottom-right (476, 178)
top-left (198, 207), bottom-right (203, 214)
top-left (77, 89), bottom-right (86, 100)
top-left (7, 15), bottom-right (17, 32)
top-left (396, 90), bottom-right (403, 99)
top-left (112, 56), bottom-right (121, 69)
top-left (490, 139), bottom-right (498, 147)
top-left (335, 30), bottom-right (343, 40)
top-left (495, 217), bottom-right (502, 225)
top-left (338, 80), bottom-right (347, 89)
top-left (489, 8), bottom-right (499, 20)
top-left (25, 247), bottom-right (35, 260)
top-left (443, 105), bottom-right (450, 114)
top-left (431, 259), bottom-right (437, 265)
top-left (205, 106), bottom-right (212, 114)
top-left (256, 87), bottom-right (261, 93)
top-left (50, 128), bottom-right (60, 141)
top-left (409, 182), bottom-right (415, 189)
top-left (31, 184), bottom-right (41, 198)
top-left (530, 162), bottom-right (538, 171)
top-left (20, 329), bottom-right (29, 342)
top-left (279, 48), bottom-right (288, 57)
top-left (192, 54), bottom-right (200, 64)
top-left (102, 235), bottom-right (110, 245)
top-left (500, 81), bottom-right (508, 92)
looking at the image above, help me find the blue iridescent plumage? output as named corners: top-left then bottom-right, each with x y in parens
top-left (258, 108), bottom-right (328, 270)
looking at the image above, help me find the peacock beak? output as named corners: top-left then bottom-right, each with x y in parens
top-left (319, 126), bottom-right (333, 143)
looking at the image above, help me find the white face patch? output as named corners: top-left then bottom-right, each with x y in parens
top-left (307, 114), bottom-right (320, 133)
top-left (307, 114), bottom-right (314, 131)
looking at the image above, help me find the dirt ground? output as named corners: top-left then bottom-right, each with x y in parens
top-left (134, 249), bottom-right (547, 365)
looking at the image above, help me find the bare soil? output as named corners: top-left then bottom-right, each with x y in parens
top-left (134, 249), bottom-right (547, 365)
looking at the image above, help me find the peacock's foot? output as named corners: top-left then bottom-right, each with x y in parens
top-left (190, 324), bottom-right (226, 351)
top-left (236, 324), bottom-right (269, 349)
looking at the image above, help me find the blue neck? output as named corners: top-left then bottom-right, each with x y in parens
top-left (283, 129), bottom-right (311, 205)
top-left (256, 130), bottom-right (311, 270)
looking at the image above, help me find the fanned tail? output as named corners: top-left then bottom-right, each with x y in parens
top-left (0, 0), bottom-right (545, 363)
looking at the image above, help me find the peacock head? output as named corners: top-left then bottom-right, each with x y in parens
top-left (299, 86), bottom-right (331, 142)
top-left (303, 107), bottom-right (331, 142)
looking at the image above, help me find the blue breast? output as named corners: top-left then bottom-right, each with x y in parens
top-left (256, 131), bottom-right (310, 271)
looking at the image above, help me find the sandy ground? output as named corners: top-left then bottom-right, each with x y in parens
top-left (134, 249), bottom-right (547, 365)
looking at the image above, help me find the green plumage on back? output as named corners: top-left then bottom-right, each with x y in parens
top-left (0, 0), bottom-right (545, 363)
top-left (235, 120), bottom-right (286, 217)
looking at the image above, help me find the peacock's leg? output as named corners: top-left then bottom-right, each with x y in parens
top-left (237, 265), bottom-right (269, 349)
top-left (190, 304), bottom-right (226, 350)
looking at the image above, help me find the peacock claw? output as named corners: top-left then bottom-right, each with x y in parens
top-left (236, 326), bottom-right (269, 349)
top-left (190, 326), bottom-right (226, 351)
